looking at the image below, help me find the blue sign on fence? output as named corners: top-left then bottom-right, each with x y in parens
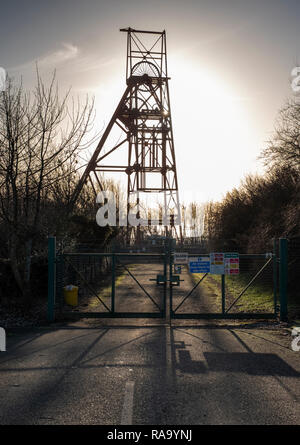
top-left (188, 257), bottom-right (210, 273)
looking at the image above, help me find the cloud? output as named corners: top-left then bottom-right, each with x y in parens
top-left (7, 42), bottom-right (116, 91)
top-left (76, 56), bottom-right (115, 74)
top-left (37, 43), bottom-right (79, 67)
top-left (9, 42), bottom-right (79, 73)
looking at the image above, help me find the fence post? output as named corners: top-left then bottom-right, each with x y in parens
top-left (162, 238), bottom-right (168, 318)
top-left (273, 239), bottom-right (278, 314)
top-left (47, 236), bottom-right (56, 322)
top-left (166, 237), bottom-right (174, 320)
top-left (111, 253), bottom-right (115, 313)
top-left (221, 274), bottom-right (226, 314)
top-left (169, 241), bottom-right (173, 320)
top-left (279, 238), bottom-right (288, 321)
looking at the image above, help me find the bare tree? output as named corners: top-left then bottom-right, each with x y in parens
top-left (260, 99), bottom-right (300, 171)
top-left (0, 70), bottom-right (96, 299)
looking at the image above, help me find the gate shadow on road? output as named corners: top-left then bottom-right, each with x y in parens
top-left (2, 325), bottom-right (299, 378)
top-left (0, 324), bottom-right (299, 424)
top-left (170, 328), bottom-right (299, 377)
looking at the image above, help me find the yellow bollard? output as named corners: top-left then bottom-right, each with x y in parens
top-left (63, 285), bottom-right (79, 306)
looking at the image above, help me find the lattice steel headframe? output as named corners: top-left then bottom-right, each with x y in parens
top-left (71, 27), bottom-right (181, 240)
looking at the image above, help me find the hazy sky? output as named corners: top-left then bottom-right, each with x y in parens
top-left (1, 0), bottom-right (300, 203)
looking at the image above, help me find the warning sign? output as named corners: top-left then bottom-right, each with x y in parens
top-left (210, 252), bottom-right (239, 275)
top-left (174, 264), bottom-right (182, 274)
top-left (210, 252), bottom-right (225, 274)
top-left (189, 256), bottom-right (210, 273)
top-left (174, 252), bottom-right (188, 264)
top-left (224, 253), bottom-right (239, 275)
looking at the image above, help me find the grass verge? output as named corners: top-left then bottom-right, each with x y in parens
top-left (191, 272), bottom-right (275, 313)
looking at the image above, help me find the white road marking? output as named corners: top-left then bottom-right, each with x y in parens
top-left (121, 380), bottom-right (135, 424)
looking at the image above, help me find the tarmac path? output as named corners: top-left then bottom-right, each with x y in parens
top-left (0, 320), bottom-right (299, 424)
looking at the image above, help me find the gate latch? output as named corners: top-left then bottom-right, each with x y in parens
top-left (149, 274), bottom-right (166, 285)
top-left (170, 275), bottom-right (183, 286)
top-left (149, 274), bottom-right (184, 286)
top-left (156, 274), bottom-right (166, 285)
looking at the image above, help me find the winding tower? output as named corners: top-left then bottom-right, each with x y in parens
top-left (71, 27), bottom-right (181, 241)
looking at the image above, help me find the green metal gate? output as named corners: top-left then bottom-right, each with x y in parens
top-left (48, 237), bottom-right (167, 320)
top-left (169, 238), bottom-right (288, 320)
top-left (169, 252), bottom-right (277, 319)
top-left (48, 237), bottom-right (288, 322)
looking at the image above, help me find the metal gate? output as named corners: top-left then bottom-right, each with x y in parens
top-left (169, 238), bottom-right (288, 320)
top-left (169, 252), bottom-right (278, 319)
top-left (48, 238), bottom-right (167, 320)
top-left (48, 237), bottom-right (288, 322)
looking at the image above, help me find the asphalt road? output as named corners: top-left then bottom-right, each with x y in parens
top-left (0, 321), bottom-right (299, 425)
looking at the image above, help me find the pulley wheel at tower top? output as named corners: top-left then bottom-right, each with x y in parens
top-left (131, 61), bottom-right (161, 78)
